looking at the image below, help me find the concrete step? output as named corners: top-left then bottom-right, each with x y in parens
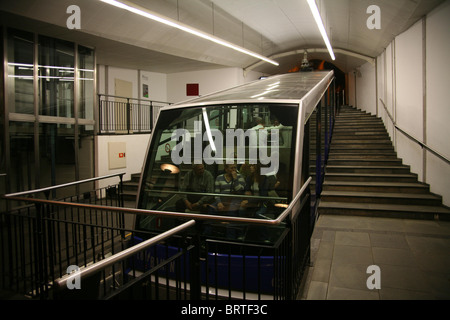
top-left (333, 124), bottom-right (385, 130)
top-left (325, 165), bottom-right (411, 174)
top-left (330, 144), bottom-right (394, 150)
top-left (121, 173), bottom-right (141, 203)
top-left (321, 190), bottom-right (442, 206)
top-left (332, 132), bottom-right (390, 139)
top-left (122, 181), bottom-right (138, 191)
top-left (329, 149), bottom-right (396, 155)
top-left (325, 153), bottom-right (399, 159)
top-left (318, 105), bottom-right (450, 221)
top-left (318, 201), bottom-right (450, 220)
top-left (322, 180), bottom-right (430, 194)
top-left (327, 158), bottom-right (403, 166)
top-left (331, 139), bottom-right (392, 145)
top-left (322, 172), bottom-right (418, 183)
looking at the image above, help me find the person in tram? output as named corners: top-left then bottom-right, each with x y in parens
top-left (240, 163), bottom-right (279, 218)
top-left (176, 163), bottom-right (214, 212)
top-left (211, 163), bottom-right (246, 214)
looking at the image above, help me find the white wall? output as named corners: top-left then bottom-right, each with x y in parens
top-left (95, 65), bottom-right (167, 187)
top-left (349, 0), bottom-right (450, 206)
top-left (425, 0), bottom-right (450, 205)
top-left (167, 67), bottom-right (263, 103)
top-left (95, 134), bottom-right (151, 189)
top-left (355, 62), bottom-right (376, 115)
top-left (97, 65), bottom-right (168, 101)
top-left (394, 20), bottom-right (424, 180)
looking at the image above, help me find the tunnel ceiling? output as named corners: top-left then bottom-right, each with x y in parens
top-left (0, 0), bottom-right (445, 75)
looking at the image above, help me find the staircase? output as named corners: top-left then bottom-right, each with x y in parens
top-left (122, 173), bottom-right (141, 208)
top-left (318, 105), bottom-right (450, 221)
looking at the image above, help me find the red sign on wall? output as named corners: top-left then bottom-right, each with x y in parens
top-left (186, 83), bottom-right (199, 96)
top-left (119, 153), bottom-right (126, 158)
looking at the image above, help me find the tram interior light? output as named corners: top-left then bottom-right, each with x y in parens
top-left (160, 163), bottom-right (180, 174)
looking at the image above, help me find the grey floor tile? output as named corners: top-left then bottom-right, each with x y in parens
top-left (377, 264), bottom-right (432, 292)
top-left (311, 258), bottom-right (332, 283)
top-left (369, 232), bottom-right (409, 249)
top-left (327, 286), bottom-right (380, 300)
top-left (329, 263), bottom-right (372, 291)
top-left (379, 287), bottom-right (435, 300)
top-left (335, 231), bottom-right (371, 247)
top-left (306, 281), bottom-right (328, 300)
top-left (333, 245), bottom-right (374, 266)
top-left (372, 247), bottom-right (417, 267)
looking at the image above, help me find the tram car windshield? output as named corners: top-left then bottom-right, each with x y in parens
top-left (135, 71), bottom-right (334, 244)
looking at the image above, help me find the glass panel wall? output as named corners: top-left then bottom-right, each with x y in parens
top-left (39, 123), bottom-right (76, 198)
top-left (2, 27), bottom-right (96, 196)
top-left (78, 45), bottom-right (94, 120)
top-left (9, 121), bottom-right (35, 193)
top-left (6, 29), bottom-right (34, 114)
top-left (38, 36), bottom-right (74, 118)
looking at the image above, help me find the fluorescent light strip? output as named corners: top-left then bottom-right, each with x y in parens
top-left (306, 0), bottom-right (335, 60)
top-left (202, 108), bottom-right (216, 152)
top-left (100, 0), bottom-right (279, 66)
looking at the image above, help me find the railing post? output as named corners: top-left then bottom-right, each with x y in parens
top-left (315, 102), bottom-right (322, 198)
top-left (150, 101), bottom-right (153, 133)
top-left (189, 223), bottom-right (202, 300)
top-left (34, 202), bottom-right (48, 299)
top-left (98, 94), bottom-right (103, 134)
top-left (126, 98), bottom-right (131, 134)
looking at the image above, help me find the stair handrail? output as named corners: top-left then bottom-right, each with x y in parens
top-left (379, 98), bottom-right (450, 165)
top-left (3, 172), bottom-right (125, 198)
top-left (54, 219), bottom-right (196, 289)
top-left (3, 177), bottom-right (312, 227)
top-left (98, 93), bottom-right (172, 106)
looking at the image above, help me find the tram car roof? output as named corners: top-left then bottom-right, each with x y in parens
top-left (164, 70), bottom-right (334, 114)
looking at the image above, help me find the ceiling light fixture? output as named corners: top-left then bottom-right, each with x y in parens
top-left (100, 0), bottom-right (279, 66)
top-left (306, 0), bottom-right (335, 60)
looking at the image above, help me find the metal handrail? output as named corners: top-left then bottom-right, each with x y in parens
top-left (54, 219), bottom-right (196, 288)
top-left (151, 189), bottom-right (287, 201)
top-left (98, 93), bottom-right (172, 105)
top-left (52, 177), bottom-right (311, 288)
top-left (379, 98), bottom-right (450, 165)
top-left (378, 98), bottom-right (395, 125)
top-left (3, 172), bottom-right (125, 198)
top-left (3, 177), bottom-right (311, 227)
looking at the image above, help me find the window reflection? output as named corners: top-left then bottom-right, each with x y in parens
top-left (137, 104), bottom-right (298, 243)
top-left (38, 35), bottom-right (74, 118)
top-left (7, 29), bottom-right (34, 114)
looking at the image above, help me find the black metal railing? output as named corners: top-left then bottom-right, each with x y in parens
top-left (0, 173), bottom-right (126, 298)
top-left (1, 174), bottom-right (312, 300)
top-left (98, 94), bottom-right (171, 134)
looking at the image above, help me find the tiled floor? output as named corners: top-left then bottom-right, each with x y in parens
top-left (301, 214), bottom-right (450, 300)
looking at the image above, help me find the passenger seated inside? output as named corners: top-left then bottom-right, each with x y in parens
top-left (176, 163), bottom-right (214, 212)
top-left (241, 163), bottom-right (280, 218)
top-left (250, 116), bottom-right (265, 130)
top-left (210, 163), bottom-right (246, 215)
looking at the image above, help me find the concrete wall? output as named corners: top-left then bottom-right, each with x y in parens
top-left (166, 67), bottom-right (263, 103)
top-left (347, 0), bottom-right (450, 206)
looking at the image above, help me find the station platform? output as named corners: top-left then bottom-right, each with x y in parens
top-left (301, 214), bottom-right (450, 300)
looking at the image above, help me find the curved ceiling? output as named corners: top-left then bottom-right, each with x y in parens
top-left (0, 0), bottom-right (445, 75)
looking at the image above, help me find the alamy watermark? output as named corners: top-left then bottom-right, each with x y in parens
top-left (367, 5), bottom-right (381, 30)
top-left (366, 265), bottom-right (381, 290)
top-left (170, 121), bottom-right (280, 175)
top-left (66, 5), bottom-right (81, 30)
top-left (66, 265), bottom-right (81, 290)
